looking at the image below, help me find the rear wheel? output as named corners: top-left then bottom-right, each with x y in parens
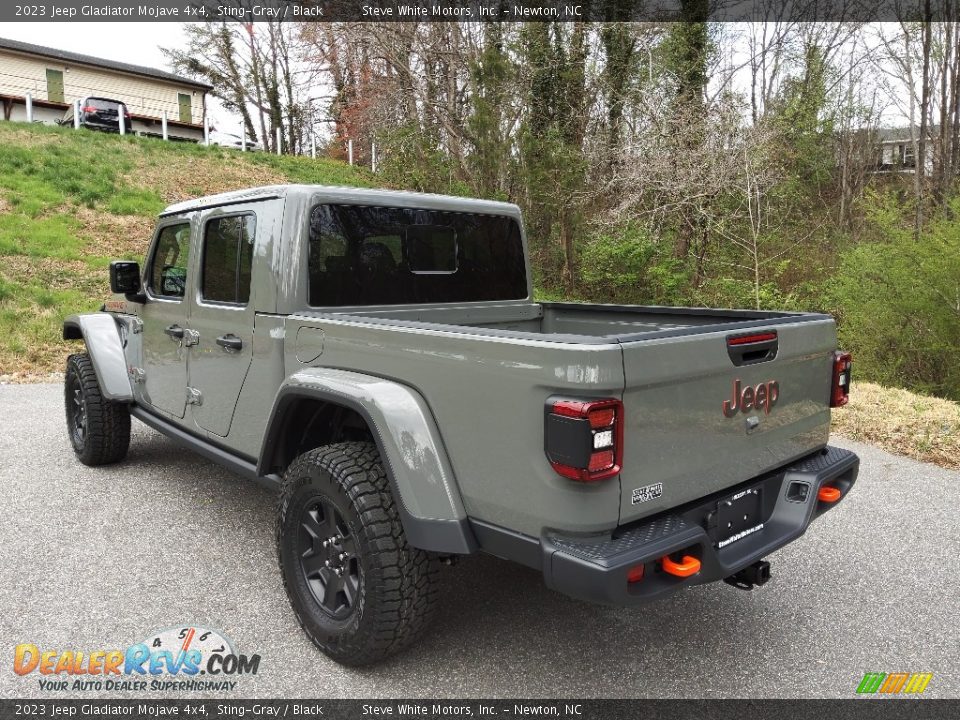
top-left (276, 442), bottom-right (439, 665)
top-left (64, 353), bottom-right (130, 466)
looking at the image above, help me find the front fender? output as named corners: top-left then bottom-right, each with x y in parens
top-left (260, 368), bottom-right (477, 555)
top-left (63, 314), bottom-right (133, 402)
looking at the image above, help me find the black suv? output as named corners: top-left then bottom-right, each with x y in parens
top-left (60, 97), bottom-right (131, 132)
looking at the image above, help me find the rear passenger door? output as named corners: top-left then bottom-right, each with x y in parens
top-left (186, 207), bottom-right (257, 438)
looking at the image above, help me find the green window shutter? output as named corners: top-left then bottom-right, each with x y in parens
top-left (46, 69), bottom-right (64, 104)
top-left (178, 93), bottom-right (192, 124)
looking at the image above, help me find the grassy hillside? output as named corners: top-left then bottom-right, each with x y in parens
top-left (2, 122), bottom-right (957, 471)
top-left (832, 382), bottom-right (960, 470)
top-left (0, 122), bottom-right (374, 379)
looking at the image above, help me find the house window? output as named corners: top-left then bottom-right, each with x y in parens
top-left (903, 144), bottom-right (916, 168)
top-left (46, 69), bottom-right (64, 104)
top-left (178, 93), bottom-right (192, 124)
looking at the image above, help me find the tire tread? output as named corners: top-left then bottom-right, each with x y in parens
top-left (65, 353), bottom-right (130, 466)
top-left (276, 441), bottom-right (439, 665)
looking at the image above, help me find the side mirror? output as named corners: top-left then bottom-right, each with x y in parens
top-left (109, 261), bottom-right (145, 302)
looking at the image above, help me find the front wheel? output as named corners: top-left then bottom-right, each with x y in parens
top-left (276, 442), bottom-right (439, 665)
top-left (64, 353), bottom-right (130, 466)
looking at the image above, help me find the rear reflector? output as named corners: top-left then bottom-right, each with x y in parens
top-left (545, 397), bottom-right (623, 482)
top-left (831, 351), bottom-right (852, 407)
top-left (627, 565), bottom-right (645, 584)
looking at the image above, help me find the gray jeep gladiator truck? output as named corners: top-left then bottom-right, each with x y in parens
top-left (63, 185), bottom-right (859, 665)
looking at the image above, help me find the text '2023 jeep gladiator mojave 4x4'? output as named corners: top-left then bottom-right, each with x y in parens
top-left (63, 185), bottom-right (858, 665)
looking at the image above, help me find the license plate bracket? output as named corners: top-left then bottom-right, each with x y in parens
top-left (716, 486), bottom-right (763, 547)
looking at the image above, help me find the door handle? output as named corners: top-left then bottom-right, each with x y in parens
top-left (215, 334), bottom-right (243, 352)
top-left (164, 324), bottom-right (184, 340)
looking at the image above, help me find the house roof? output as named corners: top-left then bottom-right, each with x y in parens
top-left (0, 37), bottom-right (213, 91)
top-left (876, 125), bottom-right (942, 142)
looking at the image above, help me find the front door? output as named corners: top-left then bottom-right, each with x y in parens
top-left (46, 69), bottom-right (64, 104)
top-left (186, 208), bottom-right (257, 438)
top-left (141, 219), bottom-right (193, 419)
top-left (178, 93), bottom-right (192, 124)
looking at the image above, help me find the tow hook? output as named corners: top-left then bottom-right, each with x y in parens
top-left (724, 560), bottom-right (771, 591)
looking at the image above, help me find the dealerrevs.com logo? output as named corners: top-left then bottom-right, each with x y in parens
top-left (856, 672), bottom-right (933, 695)
top-left (13, 626), bottom-right (261, 692)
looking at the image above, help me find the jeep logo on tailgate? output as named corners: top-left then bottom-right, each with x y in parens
top-left (722, 379), bottom-right (779, 417)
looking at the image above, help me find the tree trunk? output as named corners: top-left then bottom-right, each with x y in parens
top-left (917, 5), bottom-right (932, 236)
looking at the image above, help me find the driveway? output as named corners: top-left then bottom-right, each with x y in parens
top-left (0, 383), bottom-right (956, 698)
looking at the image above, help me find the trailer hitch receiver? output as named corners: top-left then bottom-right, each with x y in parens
top-left (724, 560), bottom-right (771, 591)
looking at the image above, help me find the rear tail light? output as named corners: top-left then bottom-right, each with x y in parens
top-left (81, 106), bottom-right (97, 113)
top-left (545, 398), bottom-right (623, 482)
top-left (831, 351), bottom-right (852, 407)
top-left (627, 565), bottom-right (645, 584)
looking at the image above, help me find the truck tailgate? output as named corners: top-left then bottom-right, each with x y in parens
top-left (617, 317), bottom-right (836, 526)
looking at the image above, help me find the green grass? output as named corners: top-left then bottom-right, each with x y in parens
top-left (246, 151), bottom-right (377, 187)
top-left (0, 120), bottom-right (376, 377)
top-left (0, 214), bottom-right (83, 260)
top-left (107, 188), bottom-right (166, 216)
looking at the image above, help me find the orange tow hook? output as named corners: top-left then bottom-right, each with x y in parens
top-left (662, 554), bottom-right (701, 578)
top-left (818, 486), bottom-right (842, 503)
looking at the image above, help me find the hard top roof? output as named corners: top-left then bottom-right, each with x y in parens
top-left (160, 185), bottom-right (522, 217)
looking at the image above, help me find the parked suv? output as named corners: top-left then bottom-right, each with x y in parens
top-left (209, 129), bottom-right (262, 152)
top-left (63, 185), bottom-right (859, 666)
top-left (60, 96), bottom-right (131, 132)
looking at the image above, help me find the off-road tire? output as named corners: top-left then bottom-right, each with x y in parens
top-left (64, 353), bottom-right (131, 466)
top-left (276, 441), bottom-right (440, 666)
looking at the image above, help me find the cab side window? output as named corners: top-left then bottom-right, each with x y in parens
top-left (202, 214), bottom-right (256, 305)
top-left (148, 223), bottom-right (191, 299)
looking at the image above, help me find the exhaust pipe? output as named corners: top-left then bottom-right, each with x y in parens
top-left (724, 560), bottom-right (771, 591)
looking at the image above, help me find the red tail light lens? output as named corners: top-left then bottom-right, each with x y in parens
top-left (587, 407), bottom-right (616, 429)
top-left (82, 106), bottom-right (97, 113)
top-left (588, 450), bottom-right (615, 473)
top-left (545, 398), bottom-right (623, 482)
top-left (831, 351), bottom-right (852, 407)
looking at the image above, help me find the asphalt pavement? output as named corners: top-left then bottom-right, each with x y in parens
top-left (1, 383), bottom-right (957, 699)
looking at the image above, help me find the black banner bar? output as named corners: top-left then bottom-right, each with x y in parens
top-left (1, 699), bottom-right (958, 720)
top-left (2, 0), bottom-right (953, 23)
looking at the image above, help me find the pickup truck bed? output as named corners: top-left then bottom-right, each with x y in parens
top-left (290, 298), bottom-right (838, 537)
top-left (317, 301), bottom-right (820, 342)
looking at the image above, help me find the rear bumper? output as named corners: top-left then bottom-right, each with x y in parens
top-left (540, 446), bottom-right (859, 605)
top-left (80, 118), bottom-right (121, 131)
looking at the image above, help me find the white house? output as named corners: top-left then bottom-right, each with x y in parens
top-left (0, 37), bottom-right (211, 142)
top-left (874, 126), bottom-right (937, 175)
